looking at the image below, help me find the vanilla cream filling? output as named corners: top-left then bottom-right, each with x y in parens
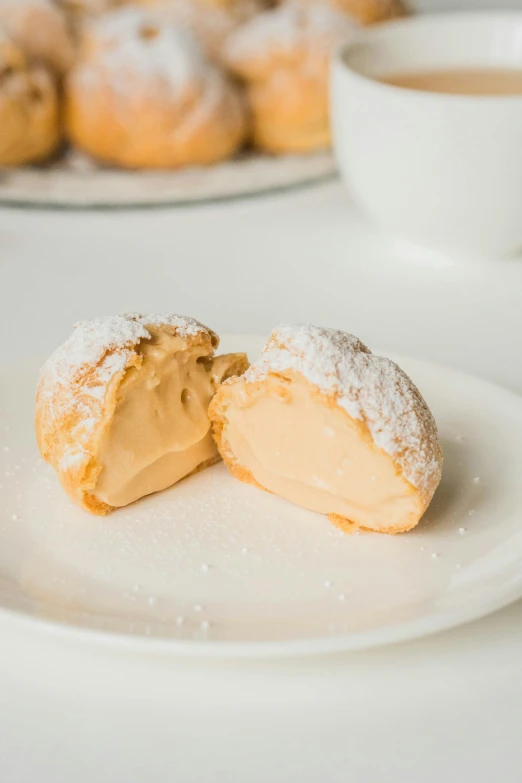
top-left (95, 329), bottom-right (222, 507)
top-left (224, 379), bottom-right (421, 531)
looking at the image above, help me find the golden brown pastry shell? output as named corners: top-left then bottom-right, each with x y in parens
top-left (209, 368), bottom-right (438, 535)
top-left (65, 64), bottom-right (248, 169)
top-left (0, 36), bottom-right (61, 166)
top-left (247, 65), bottom-right (330, 153)
top-left (36, 321), bottom-right (248, 516)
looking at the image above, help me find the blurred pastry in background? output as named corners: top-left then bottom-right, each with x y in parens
top-left (0, 0), bottom-right (75, 74)
top-left (186, 0), bottom-right (267, 15)
top-left (225, 1), bottom-right (355, 154)
top-left (0, 29), bottom-right (61, 166)
top-left (65, 7), bottom-right (248, 168)
top-left (58, 0), bottom-right (266, 30)
top-left (145, 0), bottom-right (253, 64)
top-left (328, 0), bottom-right (407, 24)
top-left (0, 0), bottom-right (411, 171)
top-left (56, 0), bottom-right (128, 23)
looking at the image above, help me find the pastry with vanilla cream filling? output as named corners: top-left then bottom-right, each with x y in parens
top-left (65, 7), bottom-right (248, 169)
top-left (209, 325), bottom-right (442, 534)
top-left (36, 313), bottom-right (248, 515)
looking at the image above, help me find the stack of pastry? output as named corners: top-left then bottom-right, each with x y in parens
top-left (0, 0), bottom-right (407, 168)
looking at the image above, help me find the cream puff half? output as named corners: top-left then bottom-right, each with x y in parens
top-left (36, 313), bottom-right (248, 515)
top-left (209, 324), bottom-right (442, 534)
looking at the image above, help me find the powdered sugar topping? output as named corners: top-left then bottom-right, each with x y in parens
top-left (77, 6), bottom-right (211, 96)
top-left (39, 315), bottom-right (148, 399)
top-left (37, 312), bottom-right (216, 479)
top-left (124, 312), bottom-right (216, 341)
top-left (149, 0), bottom-right (239, 62)
top-left (226, 1), bottom-right (356, 67)
top-left (38, 312), bottom-right (214, 406)
top-left (243, 324), bottom-right (442, 492)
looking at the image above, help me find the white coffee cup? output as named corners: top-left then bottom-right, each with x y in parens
top-left (331, 13), bottom-right (522, 259)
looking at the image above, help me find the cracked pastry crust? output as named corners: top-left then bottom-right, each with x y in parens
top-left (36, 313), bottom-right (248, 515)
top-left (209, 324), bottom-right (443, 535)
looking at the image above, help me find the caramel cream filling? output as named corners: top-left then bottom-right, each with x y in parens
top-left (95, 329), bottom-right (232, 507)
top-left (224, 378), bottom-right (421, 531)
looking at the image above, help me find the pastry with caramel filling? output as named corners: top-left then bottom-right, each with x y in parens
top-left (36, 313), bottom-right (248, 515)
top-left (209, 324), bottom-right (442, 534)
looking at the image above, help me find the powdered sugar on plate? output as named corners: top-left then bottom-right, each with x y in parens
top-left (242, 324), bottom-right (443, 493)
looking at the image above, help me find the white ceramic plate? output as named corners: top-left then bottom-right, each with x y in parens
top-left (0, 152), bottom-right (336, 208)
top-left (1, 335), bottom-right (522, 658)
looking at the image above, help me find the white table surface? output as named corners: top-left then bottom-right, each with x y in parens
top-left (1, 181), bottom-right (521, 782)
